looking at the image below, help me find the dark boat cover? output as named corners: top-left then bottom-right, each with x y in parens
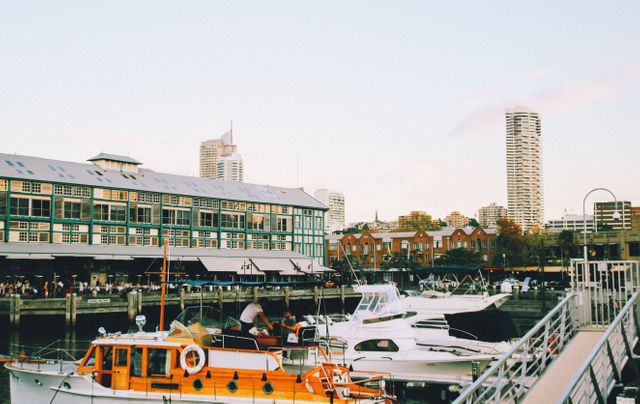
top-left (445, 309), bottom-right (518, 342)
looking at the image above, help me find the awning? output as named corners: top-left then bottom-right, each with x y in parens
top-left (93, 255), bottom-right (134, 261)
top-left (250, 258), bottom-right (300, 276)
top-left (5, 254), bottom-right (54, 260)
top-left (291, 259), bottom-right (334, 274)
top-left (199, 257), bottom-right (259, 275)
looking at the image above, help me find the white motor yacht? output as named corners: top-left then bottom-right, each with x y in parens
top-left (314, 285), bottom-right (496, 384)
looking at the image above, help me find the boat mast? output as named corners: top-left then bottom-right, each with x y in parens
top-left (159, 240), bottom-right (168, 331)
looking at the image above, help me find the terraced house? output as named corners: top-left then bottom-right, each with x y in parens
top-left (0, 153), bottom-right (327, 268)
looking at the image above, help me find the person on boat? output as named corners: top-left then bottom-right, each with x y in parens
top-left (186, 314), bottom-right (213, 346)
top-left (239, 297), bottom-right (273, 333)
top-left (279, 309), bottom-right (298, 337)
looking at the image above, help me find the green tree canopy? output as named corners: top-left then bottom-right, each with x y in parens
top-left (434, 248), bottom-right (484, 267)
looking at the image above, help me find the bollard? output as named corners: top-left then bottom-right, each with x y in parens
top-left (65, 293), bottom-right (72, 327)
top-left (179, 288), bottom-right (186, 311)
top-left (128, 291), bottom-right (136, 322)
top-left (71, 293), bottom-right (78, 327)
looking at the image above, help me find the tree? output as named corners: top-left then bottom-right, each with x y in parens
top-left (397, 212), bottom-right (441, 231)
top-left (434, 248), bottom-right (484, 267)
top-left (492, 217), bottom-right (529, 267)
top-left (468, 218), bottom-right (480, 228)
top-left (557, 230), bottom-right (575, 267)
top-left (381, 252), bottom-right (419, 289)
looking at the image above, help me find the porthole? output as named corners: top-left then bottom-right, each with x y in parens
top-left (227, 380), bottom-right (238, 393)
top-left (262, 381), bottom-right (274, 395)
top-left (192, 378), bottom-right (203, 391)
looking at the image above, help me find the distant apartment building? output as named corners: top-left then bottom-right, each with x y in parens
top-left (506, 106), bottom-right (543, 232)
top-left (545, 214), bottom-right (594, 233)
top-left (398, 211), bottom-right (432, 229)
top-left (216, 153), bottom-right (244, 183)
top-left (444, 211), bottom-right (469, 228)
top-left (594, 201), bottom-right (632, 231)
top-left (199, 130), bottom-right (237, 179)
top-left (632, 207), bottom-right (640, 231)
top-left (477, 202), bottom-right (508, 228)
top-left (313, 189), bottom-right (345, 234)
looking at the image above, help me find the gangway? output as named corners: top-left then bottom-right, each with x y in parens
top-left (454, 260), bottom-right (639, 404)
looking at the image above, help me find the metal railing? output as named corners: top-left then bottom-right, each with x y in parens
top-left (559, 292), bottom-right (639, 403)
top-left (454, 292), bottom-right (578, 404)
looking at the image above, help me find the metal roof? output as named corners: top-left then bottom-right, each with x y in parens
top-left (0, 153), bottom-right (326, 209)
top-left (0, 242), bottom-right (316, 260)
top-left (87, 153), bottom-right (142, 165)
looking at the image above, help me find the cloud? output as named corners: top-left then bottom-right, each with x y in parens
top-left (449, 65), bottom-right (640, 137)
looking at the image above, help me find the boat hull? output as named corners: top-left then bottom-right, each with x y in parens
top-left (6, 362), bottom-right (385, 404)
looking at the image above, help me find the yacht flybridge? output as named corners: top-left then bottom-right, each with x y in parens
top-left (5, 315), bottom-right (394, 404)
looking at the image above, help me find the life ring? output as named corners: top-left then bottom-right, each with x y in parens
top-left (180, 344), bottom-right (206, 374)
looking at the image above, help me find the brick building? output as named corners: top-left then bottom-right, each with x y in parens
top-left (325, 227), bottom-right (497, 269)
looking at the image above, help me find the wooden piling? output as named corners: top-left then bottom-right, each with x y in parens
top-left (253, 287), bottom-right (259, 302)
top-left (340, 286), bottom-right (345, 306)
top-left (128, 291), bottom-right (136, 322)
top-left (9, 295), bottom-right (20, 328)
top-left (218, 287), bottom-right (224, 308)
top-left (71, 293), bottom-right (77, 327)
top-left (314, 286), bottom-right (319, 306)
top-left (179, 288), bottom-right (186, 311)
top-left (65, 293), bottom-right (72, 327)
top-left (137, 289), bottom-right (143, 313)
top-left (284, 287), bottom-right (290, 308)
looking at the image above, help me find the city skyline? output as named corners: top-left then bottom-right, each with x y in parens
top-left (1, 2), bottom-right (639, 223)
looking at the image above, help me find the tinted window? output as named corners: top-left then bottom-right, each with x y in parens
top-left (130, 348), bottom-right (143, 377)
top-left (115, 348), bottom-right (128, 367)
top-left (354, 339), bottom-right (399, 352)
top-left (148, 349), bottom-right (168, 376)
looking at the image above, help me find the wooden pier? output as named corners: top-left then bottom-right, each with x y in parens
top-left (0, 286), bottom-right (359, 328)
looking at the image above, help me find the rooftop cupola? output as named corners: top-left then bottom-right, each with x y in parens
top-left (87, 153), bottom-right (142, 174)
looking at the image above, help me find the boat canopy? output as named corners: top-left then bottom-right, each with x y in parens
top-left (352, 284), bottom-right (405, 320)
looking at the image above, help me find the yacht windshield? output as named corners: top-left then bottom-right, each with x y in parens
top-left (353, 286), bottom-right (405, 319)
top-left (174, 306), bottom-right (241, 330)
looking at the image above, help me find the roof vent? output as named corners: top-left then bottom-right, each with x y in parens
top-left (87, 153), bottom-right (142, 174)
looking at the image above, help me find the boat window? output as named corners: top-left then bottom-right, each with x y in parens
top-left (148, 348), bottom-right (170, 376)
top-left (130, 348), bottom-right (143, 377)
top-left (114, 347), bottom-right (128, 367)
top-left (354, 339), bottom-right (399, 352)
top-left (82, 346), bottom-right (96, 367)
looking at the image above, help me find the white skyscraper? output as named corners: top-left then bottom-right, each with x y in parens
top-left (199, 130), bottom-right (236, 179)
top-left (314, 189), bottom-right (345, 234)
top-left (506, 106), bottom-right (543, 232)
top-left (215, 153), bottom-right (244, 182)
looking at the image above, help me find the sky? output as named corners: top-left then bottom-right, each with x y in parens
top-left (1, 1), bottom-right (639, 224)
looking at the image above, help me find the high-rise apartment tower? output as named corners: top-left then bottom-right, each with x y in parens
top-left (199, 130), bottom-right (237, 179)
top-left (313, 189), bottom-right (345, 234)
top-left (506, 106), bottom-right (543, 232)
top-left (216, 153), bottom-right (244, 183)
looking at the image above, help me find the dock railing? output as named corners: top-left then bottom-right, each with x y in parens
top-left (558, 292), bottom-right (639, 403)
top-left (453, 292), bottom-right (578, 403)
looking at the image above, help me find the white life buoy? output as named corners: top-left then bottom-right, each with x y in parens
top-left (180, 344), bottom-right (206, 374)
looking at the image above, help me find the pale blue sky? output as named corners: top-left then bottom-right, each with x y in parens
top-left (1, 1), bottom-right (639, 223)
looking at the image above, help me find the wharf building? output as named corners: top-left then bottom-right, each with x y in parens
top-left (0, 152), bottom-right (328, 282)
top-left (313, 189), bottom-right (345, 234)
top-left (326, 227), bottom-right (497, 270)
top-left (506, 106), bottom-right (544, 232)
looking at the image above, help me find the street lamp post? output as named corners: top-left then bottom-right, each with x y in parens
top-left (582, 187), bottom-right (621, 268)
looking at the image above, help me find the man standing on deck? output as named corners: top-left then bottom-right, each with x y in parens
top-left (239, 297), bottom-right (273, 333)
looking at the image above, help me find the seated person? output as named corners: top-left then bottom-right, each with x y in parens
top-left (186, 315), bottom-right (213, 346)
top-left (279, 309), bottom-right (298, 337)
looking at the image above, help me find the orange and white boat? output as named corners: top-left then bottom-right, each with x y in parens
top-left (5, 315), bottom-right (394, 403)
